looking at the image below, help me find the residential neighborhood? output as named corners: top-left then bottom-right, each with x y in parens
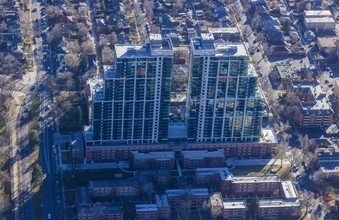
top-left (1, 0), bottom-right (339, 219)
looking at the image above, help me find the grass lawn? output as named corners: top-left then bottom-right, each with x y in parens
top-left (231, 164), bottom-right (291, 178)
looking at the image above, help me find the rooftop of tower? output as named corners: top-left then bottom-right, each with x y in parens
top-left (191, 34), bottom-right (248, 57)
top-left (115, 34), bottom-right (173, 58)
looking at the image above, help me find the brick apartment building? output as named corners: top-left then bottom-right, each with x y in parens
top-left (207, 179), bottom-right (300, 220)
top-left (303, 10), bottom-right (336, 31)
top-left (86, 129), bottom-right (276, 162)
top-left (181, 149), bottom-right (225, 169)
top-left (226, 176), bottom-right (281, 195)
top-left (131, 151), bottom-right (175, 170)
top-left (165, 188), bottom-right (209, 209)
top-left (77, 206), bottom-right (123, 220)
top-left (135, 204), bottom-right (158, 220)
top-left (195, 167), bottom-right (281, 195)
top-left (287, 80), bottom-right (334, 128)
top-left (210, 193), bottom-right (247, 220)
top-left (156, 194), bottom-right (171, 220)
top-left (135, 170), bottom-right (172, 187)
top-left (88, 179), bottom-right (140, 198)
top-left (258, 199), bottom-right (300, 219)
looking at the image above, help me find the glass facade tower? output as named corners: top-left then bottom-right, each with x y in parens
top-left (91, 35), bottom-right (174, 145)
top-left (187, 36), bottom-right (264, 143)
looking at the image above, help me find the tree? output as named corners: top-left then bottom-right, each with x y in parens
top-left (242, 25), bottom-right (252, 38)
top-left (300, 191), bottom-right (315, 219)
top-left (64, 53), bottom-right (80, 70)
top-left (247, 197), bottom-right (259, 220)
top-left (76, 23), bottom-right (88, 41)
top-left (251, 14), bottom-right (261, 30)
top-left (101, 46), bottom-right (115, 65)
top-left (28, 129), bottom-right (39, 149)
top-left (288, 148), bottom-right (303, 170)
top-left (32, 163), bottom-right (44, 184)
top-left (273, 140), bottom-right (289, 170)
top-left (81, 40), bottom-right (94, 55)
top-left (143, 0), bottom-right (154, 18)
top-left (78, 6), bottom-right (88, 19)
top-left (46, 5), bottom-right (61, 20)
top-left (107, 32), bottom-right (118, 47)
top-left (65, 40), bottom-right (81, 54)
top-left (47, 24), bottom-right (65, 44)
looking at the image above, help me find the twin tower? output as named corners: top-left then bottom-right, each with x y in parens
top-left (86, 34), bottom-right (265, 147)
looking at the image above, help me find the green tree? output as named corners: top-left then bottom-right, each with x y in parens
top-left (28, 129), bottom-right (40, 149)
top-left (32, 163), bottom-right (43, 184)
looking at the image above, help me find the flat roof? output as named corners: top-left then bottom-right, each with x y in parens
top-left (232, 175), bottom-right (281, 183)
top-left (281, 181), bottom-right (298, 200)
top-left (115, 38), bottom-right (173, 58)
top-left (132, 151), bottom-right (175, 160)
top-left (304, 17), bottom-right (335, 23)
top-left (304, 10), bottom-right (333, 17)
top-left (208, 27), bottom-right (240, 34)
top-left (259, 199), bottom-right (300, 208)
top-left (190, 37), bottom-right (248, 57)
top-left (260, 128), bottom-right (278, 144)
top-left (165, 188), bottom-right (209, 197)
top-left (195, 167), bottom-right (232, 181)
top-left (135, 204), bottom-right (158, 212)
top-left (182, 149), bottom-right (225, 159)
top-left (223, 200), bottom-right (247, 209)
top-left (156, 194), bottom-right (170, 208)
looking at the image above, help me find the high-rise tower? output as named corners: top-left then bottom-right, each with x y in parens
top-left (90, 35), bottom-right (174, 145)
top-left (187, 35), bottom-right (264, 143)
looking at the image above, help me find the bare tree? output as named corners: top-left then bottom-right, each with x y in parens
top-left (288, 148), bottom-right (303, 170)
top-left (46, 5), bottom-right (61, 20)
top-left (242, 25), bottom-right (252, 38)
top-left (78, 6), bottom-right (88, 19)
top-left (300, 191), bottom-right (315, 219)
top-left (251, 14), bottom-right (261, 29)
top-left (143, 0), bottom-right (154, 18)
top-left (64, 53), bottom-right (80, 70)
top-left (81, 40), bottom-right (95, 55)
top-left (107, 32), bottom-right (118, 47)
top-left (76, 23), bottom-right (89, 41)
top-left (47, 24), bottom-right (65, 44)
top-left (65, 40), bottom-right (81, 54)
top-left (101, 46), bottom-right (115, 65)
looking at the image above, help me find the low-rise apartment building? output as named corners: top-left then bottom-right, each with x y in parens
top-left (287, 80), bottom-right (334, 128)
top-left (165, 188), bottom-right (209, 209)
top-left (209, 193), bottom-right (247, 220)
top-left (258, 199), bottom-right (301, 219)
top-left (223, 200), bottom-right (247, 220)
top-left (88, 179), bottom-right (140, 198)
top-left (78, 206), bottom-right (123, 220)
top-left (181, 149), bottom-right (225, 169)
top-left (85, 127), bottom-right (277, 162)
top-left (156, 194), bottom-right (171, 220)
top-left (317, 149), bottom-right (339, 178)
top-left (303, 10), bottom-right (336, 31)
top-left (135, 204), bottom-right (158, 220)
top-left (131, 151), bottom-right (175, 170)
top-left (226, 175), bottom-right (281, 195)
